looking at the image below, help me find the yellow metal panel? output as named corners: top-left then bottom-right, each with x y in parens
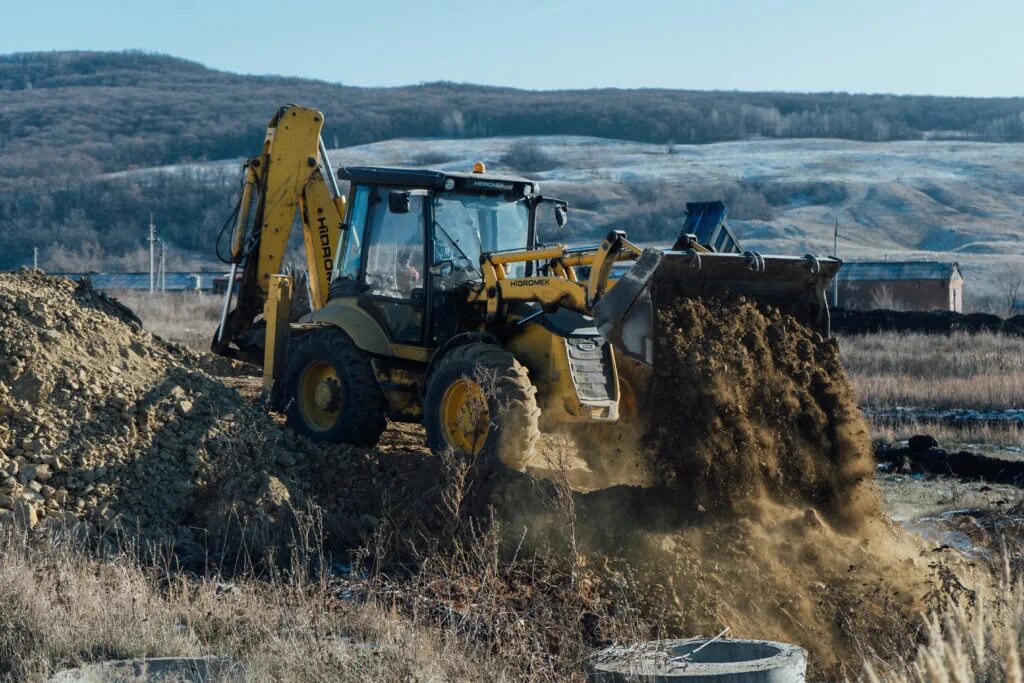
top-left (506, 322), bottom-right (583, 423)
top-left (263, 275), bottom-right (293, 389)
top-left (300, 172), bottom-right (345, 309)
top-left (495, 277), bottom-right (588, 312)
top-left (390, 344), bottom-right (432, 363)
top-left (308, 299), bottom-right (394, 356)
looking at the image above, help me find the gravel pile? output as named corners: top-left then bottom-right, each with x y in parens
top-left (0, 271), bottom-right (436, 553)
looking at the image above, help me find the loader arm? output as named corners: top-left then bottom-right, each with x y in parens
top-left (473, 231), bottom-right (644, 321)
top-left (213, 105), bottom-right (346, 362)
top-left (475, 229), bottom-right (840, 368)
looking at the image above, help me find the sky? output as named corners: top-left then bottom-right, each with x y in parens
top-left (1, 0), bottom-right (1022, 97)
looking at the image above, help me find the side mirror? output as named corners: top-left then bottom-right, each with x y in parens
top-left (429, 260), bottom-right (454, 277)
top-left (388, 191), bottom-right (411, 214)
top-left (555, 205), bottom-right (568, 228)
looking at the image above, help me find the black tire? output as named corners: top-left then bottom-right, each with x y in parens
top-left (283, 327), bottom-right (387, 446)
top-left (424, 343), bottom-right (541, 472)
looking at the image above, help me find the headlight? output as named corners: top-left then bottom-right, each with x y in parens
top-left (444, 178), bottom-right (455, 191)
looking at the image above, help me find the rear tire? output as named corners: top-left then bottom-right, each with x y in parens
top-left (424, 344), bottom-right (540, 472)
top-left (283, 327), bottom-right (387, 446)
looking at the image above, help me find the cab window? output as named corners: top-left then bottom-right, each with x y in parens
top-left (363, 190), bottom-right (425, 343)
top-left (333, 184), bottom-right (369, 280)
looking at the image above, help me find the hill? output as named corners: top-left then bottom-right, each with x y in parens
top-left (0, 50), bottom-right (1022, 306)
top-left (2, 50), bottom-right (1023, 181)
top-left (110, 134), bottom-right (1020, 307)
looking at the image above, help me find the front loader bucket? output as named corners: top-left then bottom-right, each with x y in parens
top-left (593, 248), bottom-right (842, 365)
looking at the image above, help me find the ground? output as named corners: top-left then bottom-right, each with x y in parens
top-left (2, 283), bottom-right (1024, 681)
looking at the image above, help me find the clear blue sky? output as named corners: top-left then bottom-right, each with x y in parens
top-left (2, 0), bottom-right (1022, 96)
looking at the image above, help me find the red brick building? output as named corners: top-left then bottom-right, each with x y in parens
top-left (837, 261), bottom-right (964, 312)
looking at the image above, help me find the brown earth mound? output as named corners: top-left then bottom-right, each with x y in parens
top-left (0, 271), bottom-right (439, 556)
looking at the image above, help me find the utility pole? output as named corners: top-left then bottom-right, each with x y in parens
top-left (32, 247), bottom-right (38, 272)
top-left (833, 218), bottom-right (839, 308)
top-left (148, 214), bottom-right (156, 294)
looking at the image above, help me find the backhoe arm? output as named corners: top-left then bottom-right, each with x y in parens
top-left (213, 105), bottom-right (346, 362)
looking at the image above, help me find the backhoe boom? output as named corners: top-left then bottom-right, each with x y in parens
top-left (213, 105), bottom-right (345, 362)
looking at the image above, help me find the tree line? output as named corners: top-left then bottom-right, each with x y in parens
top-left (1, 50), bottom-right (1022, 269)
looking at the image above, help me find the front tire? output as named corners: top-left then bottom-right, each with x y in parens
top-left (424, 344), bottom-right (540, 472)
top-left (283, 327), bottom-right (387, 446)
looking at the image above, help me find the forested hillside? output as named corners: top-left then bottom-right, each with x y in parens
top-left (1, 50), bottom-right (1022, 270)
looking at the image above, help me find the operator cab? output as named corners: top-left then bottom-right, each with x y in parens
top-left (331, 165), bottom-right (566, 348)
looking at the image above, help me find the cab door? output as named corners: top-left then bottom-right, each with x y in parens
top-left (360, 188), bottom-right (427, 344)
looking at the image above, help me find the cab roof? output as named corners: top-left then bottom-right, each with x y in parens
top-left (337, 166), bottom-right (538, 195)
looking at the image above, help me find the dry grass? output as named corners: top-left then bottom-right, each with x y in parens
top-left (840, 331), bottom-right (1024, 411)
top-left (0, 522), bottom-right (515, 682)
top-left (865, 559), bottom-right (1024, 682)
top-left (870, 419), bottom-right (1024, 452)
top-left (110, 290), bottom-right (221, 351)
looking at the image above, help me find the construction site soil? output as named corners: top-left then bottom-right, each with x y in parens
top-left (0, 272), bottom-right (980, 677)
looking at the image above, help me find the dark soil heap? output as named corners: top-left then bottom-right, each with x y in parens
top-left (643, 292), bottom-right (878, 525)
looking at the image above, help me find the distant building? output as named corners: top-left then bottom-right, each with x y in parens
top-left (837, 261), bottom-right (964, 312)
top-left (48, 272), bottom-right (222, 292)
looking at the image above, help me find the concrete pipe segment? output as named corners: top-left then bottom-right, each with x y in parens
top-left (589, 638), bottom-right (807, 682)
top-left (48, 657), bottom-right (241, 683)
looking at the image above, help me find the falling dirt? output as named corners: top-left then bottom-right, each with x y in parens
top-left (505, 292), bottom-right (981, 677)
top-left (643, 291), bottom-right (879, 525)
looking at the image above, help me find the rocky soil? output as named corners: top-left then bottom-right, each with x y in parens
top-left (0, 271), bottom-right (438, 556)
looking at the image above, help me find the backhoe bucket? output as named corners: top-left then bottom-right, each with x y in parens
top-left (593, 248), bottom-right (842, 365)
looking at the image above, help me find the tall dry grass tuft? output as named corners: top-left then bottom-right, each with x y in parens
top-left (869, 418), bottom-right (1024, 451)
top-left (866, 556), bottom-right (1024, 682)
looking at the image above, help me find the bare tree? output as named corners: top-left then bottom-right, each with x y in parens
top-left (1001, 268), bottom-right (1023, 317)
top-left (869, 283), bottom-right (903, 311)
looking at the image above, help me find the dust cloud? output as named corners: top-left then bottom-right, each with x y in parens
top-left (506, 292), bottom-right (977, 676)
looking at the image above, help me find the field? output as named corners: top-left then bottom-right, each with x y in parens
top-left (110, 290), bottom-right (223, 351)
top-left (3, 282), bottom-right (1024, 680)
top-left (840, 331), bottom-right (1024, 453)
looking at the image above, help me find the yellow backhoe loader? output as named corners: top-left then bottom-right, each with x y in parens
top-left (213, 104), bottom-right (841, 471)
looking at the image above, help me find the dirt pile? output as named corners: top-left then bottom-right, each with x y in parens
top-left (643, 293), bottom-right (878, 524)
top-left (546, 293), bottom-right (976, 675)
top-left (0, 271), bottom-right (436, 553)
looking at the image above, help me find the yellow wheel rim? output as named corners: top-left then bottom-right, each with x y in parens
top-left (297, 360), bottom-right (343, 432)
top-left (440, 378), bottom-right (490, 455)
